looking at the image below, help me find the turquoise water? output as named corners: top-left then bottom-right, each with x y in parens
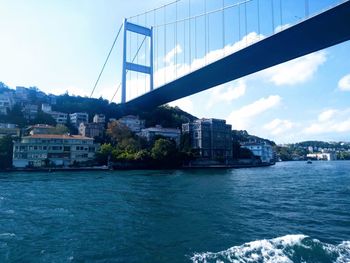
top-left (1, 161), bottom-right (350, 262)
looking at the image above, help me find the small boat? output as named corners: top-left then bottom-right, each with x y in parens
top-left (307, 159), bottom-right (312, 164)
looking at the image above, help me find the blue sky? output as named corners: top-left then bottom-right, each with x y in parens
top-left (0, 0), bottom-right (350, 143)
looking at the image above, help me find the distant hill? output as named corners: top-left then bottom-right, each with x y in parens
top-left (0, 82), bottom-right (197, 129)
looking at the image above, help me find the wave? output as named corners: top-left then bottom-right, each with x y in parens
top-left (191, 234), bottom-right (350, 263)
top-left (0, 233), bottom-right (16, 239)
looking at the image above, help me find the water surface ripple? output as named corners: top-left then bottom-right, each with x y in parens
top-left (0, 161), bottom-right (349, 262)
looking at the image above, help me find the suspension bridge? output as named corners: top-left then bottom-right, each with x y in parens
top-left (90, 0), bottom-right (350, 110)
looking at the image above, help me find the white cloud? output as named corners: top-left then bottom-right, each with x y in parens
top-left (227, 95), bottom-right (281, 130)
top-left (318, 109), bottom-right (338, 122)
top-left (153, 31), bottom-right (264, 88)
top-left (207, 80), bottom-right (246, 109)
top-left (263, 118), bottom-right (294, 135)
top-left (261, 51), bottom-right (327, 86)
top-left (338, 74), bottom-right (350, 91)
top-left (274, 24), bottom-right (291, 33)
top-left (303, 108), bottom-right (350, 134)
top-left (168, 97), bottom-right (194, 113)
top-left (164, 44), bottom-right (182, 65)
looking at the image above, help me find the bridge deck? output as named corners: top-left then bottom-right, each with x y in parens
top-left (125, 1), bottom-right (350, 109)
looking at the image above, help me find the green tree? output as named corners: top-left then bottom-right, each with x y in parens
top-left (95, 143), bottom-right (114, 165)
top-left (107, 121), bottom-right (133, 145)
top-left (0, 136), bottom-right (13, 169)
top-left (151, 138), bottom-right (177, 163)
top-left (32, 110), bottom-right (56, 126)
top-left (1, 104), bottom-right (26, 127)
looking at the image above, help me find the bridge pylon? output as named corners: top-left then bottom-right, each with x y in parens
top-left (121, 18), bottom-right (154, 104)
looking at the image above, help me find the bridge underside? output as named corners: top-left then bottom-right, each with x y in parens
top-left (124, 1), bottom-right (350, 110)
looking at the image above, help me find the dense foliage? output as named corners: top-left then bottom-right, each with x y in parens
top-left (0, 136), bottom-right (13, 169)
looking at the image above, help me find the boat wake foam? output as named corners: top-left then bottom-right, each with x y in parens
top-left (191, 234), bottom-right (350, 263)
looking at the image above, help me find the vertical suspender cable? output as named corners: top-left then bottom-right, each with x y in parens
top-left (145, 13), bottom-right (147, 93)
top-left (238, 4), bottom-right (241, 43)
top-left (189, 0), bottom-right (191, 71)
top-left (164, 6), bottom-right (166, 84)
top-left (271, 0), bottom-right (275, 33)
top-left (137, 15), bottom-right (139, 96)
top-left (305, 0), bottom-right (309, 18)
top-left (154, 10), bottom-right (157, 87)
top-left (194, 16), bottom-right (197, 62)
top-left (204, 0), bottom-right (207, 65)
top-left (244, 0), bottom-right (247, 46)
top-left (257, 0), bottom-right (260, 39)
top-left (175, 0), bottom-right (178, 78)
top-left (183, 12), bottom-right (186, 69)
top-left (222, 0), bottom-right (225, 56)
top-left (279, 0), bottom-right (283, 31)
top-left (174, 15), bottom-right (176, 79)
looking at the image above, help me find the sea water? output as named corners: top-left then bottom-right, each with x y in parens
top-left (0, 161), bottom-right (349, 262)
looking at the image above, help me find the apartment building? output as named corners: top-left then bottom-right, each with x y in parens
top-left (70, 112), bottom-right (88, 128)
top-left (12, 134), bottom-right (99, 168)
top-left (182, 118), bottom-right (232, 160)
top-left (140, 125), bottom-right (181, 145)
top-left (79, 122), bottom-right (104, 138)
top-left (93, 114), bottom-right (106, 124)
top-left (118, 115), bottom-right (145, 133)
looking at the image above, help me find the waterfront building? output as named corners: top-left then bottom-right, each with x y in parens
top-left (93, 114), bottom-right (106, 124)
top-left (70, 112), bottom-right (89, 128)
top-left (0, 123), bottom-right (20, 138)
top-left (182, 118), bottom-right (233, 160)
top-left (307, 152), bottom-right (337, 161)
top-left (241, 142), bottom-right (275, 164)
top-left (118, 115), bottom-right (145, 133)
top-left (22, 104), bottom-right (38, 120)
top-left (27, 124), bottom-right (55, 135)
top-left (12, 134), bottom-right (99, 168)
top-left (140, 125), bottom-right (181, 145)
top-left (79, 122), bottom-right (104, 138)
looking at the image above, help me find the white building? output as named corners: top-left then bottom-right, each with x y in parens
top-left (41, 103), bottom-right (52, 113)
top-left (93, 114), bottom-right (106, 124)
top-left (13, 134), bottom-right (99, 168)
top-left (307, 152), bottom-right (337, 161)
top-left (70, 112), bottom-right (89, 127)
top-left (241, 142), bottom-right (275, 164)
top-left (49, 111), bottom-right (68, 124)
top-left (140, 125), bottom-right (181, 145)
top-left (118, 115), bottom-right (145, 133)
top-left (40, 104), bottom-right (67, 124)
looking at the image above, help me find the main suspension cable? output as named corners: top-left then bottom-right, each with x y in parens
top-left (90, 23), bottom-right (123, 98)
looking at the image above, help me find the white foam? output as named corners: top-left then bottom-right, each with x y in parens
top-left (191, 235), bottom-right (350, 263)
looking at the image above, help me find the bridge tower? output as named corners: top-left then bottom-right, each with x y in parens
top-left (121, 19), bottom-right (154, 104)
